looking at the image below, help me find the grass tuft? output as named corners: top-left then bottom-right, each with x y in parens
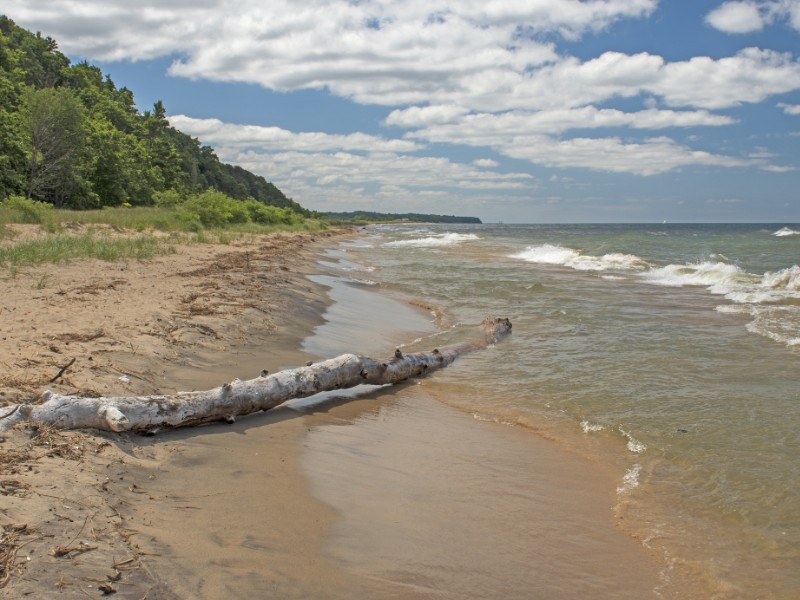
top-left (0, 233), bottom-right (175, 270)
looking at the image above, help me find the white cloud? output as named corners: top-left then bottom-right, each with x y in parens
top-left (7, 0), bottom-right (794, 199)
top-left (473, 159), bottom-right (500, 168)
top-left (706, 0), bottom-right (800, 33)
top-left (223, 149), bottom-right (536, 213)
top-left (380, 49), bottom-right (800, 114)
top-left (458, 135), bottom-right (751, 176)
top-left (389, 106), bottom-right (735, 137)
top-left (385, 105), bottom-right (471, 128)
top-left (706, 1), bottom-right (766, 33)
top-left (168, 115), bottom-right (423, 153)
top-left (502, 49), bottom-right (800, 112)
top-left (655, 48), bottom-right (800, 109)
top-left (5, 0), bottom-right (661, 111)
top-left (7, 1), bottom-right (658, 63)
top-left (779, 103), bottom-right (800, 115)
top-left (171, 113), bottom-right (764, 187)
top-left (10, 2), bottom-right (800, 114)
top-left (789, 0), bottom-right (800, 29)
top-left (233, 150), bottom-right (534, 191)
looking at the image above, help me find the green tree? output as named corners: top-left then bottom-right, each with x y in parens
top-left (23, 86), bottom-right (93, 206)
top-left (0, 15), bottom-right (296, 214)
top-left (0, 18), bottom-right (28, 197)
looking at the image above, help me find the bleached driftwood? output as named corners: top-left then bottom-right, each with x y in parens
top-left (0, 317), bottom-right (511, 438)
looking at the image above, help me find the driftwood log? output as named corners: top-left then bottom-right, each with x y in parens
top-left (0, 317), bottom-right (511, 439)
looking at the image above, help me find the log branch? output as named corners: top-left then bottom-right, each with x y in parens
top-left (0, 318), bottom-right (511, 439)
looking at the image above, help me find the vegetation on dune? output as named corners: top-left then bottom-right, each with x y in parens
top-left (0, 15), bottom-right (483, 269)
top-left (0, 16), bottom-right (332, 271)
top-left (0, 195), bottom-right (327, 271)
top-left (0, 16), bottom-right (309, 220)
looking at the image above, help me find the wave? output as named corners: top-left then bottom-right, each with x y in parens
top-left (641, 261), bottom-right (755, 294)
top-left (762, 265), bottom-right (800, 292)
top-left (509, 244), bottom-right (649, 272)
top-left (509, 241), bottom-right (800, 348)
top-left (617, 464), bottom-right (641, 494)
top-left (384, 232), bottom-right (480, 248)
top-left (510, 242), bottom-right (799, 304)
top-left (580, 420), bottom-right (605, 433)
top-left (774, 227), bottom-right (800, 237)
top-left (744, 306), bottom-right (800, 347)
top-left (620, 427), bottom-right (647, 454)
top-left (642, 261), bottom-right (800, 303)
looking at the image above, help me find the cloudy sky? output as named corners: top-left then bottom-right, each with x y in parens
top-left (7, 1), bottom-right (800, 223)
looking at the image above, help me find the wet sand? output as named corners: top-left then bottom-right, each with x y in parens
top-left (303, 388), bottom-right (666, 599)
top-left (1, 227), bottom-right (667, 598)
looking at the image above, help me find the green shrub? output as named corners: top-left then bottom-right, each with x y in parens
top-left (243, 200), bottom-right (280, 224)
top-left (183, 191), bottom-right (251, 227)
top-left (1, 196), bottom-right (54, 223)
top-left (172, 211), bottom-right (204, 232)
top-left (153, 189), bottom-right (184, 208)
top-left (243, 199), bottom-right (305, 225)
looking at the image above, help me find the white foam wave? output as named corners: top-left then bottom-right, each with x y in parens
top-left (473, 413), bottom-right (516, 427)
top-left (627, 438), bottom-right (647, 454)
top-left (512, 243), bottom-right (800, 350)
top-left (617, 464), bottom-right (641, 494)
top-left (746, 321), bottom-right (800, 347)
top-left (762, 265), bottom-right (800, 292)
top-left (641, 261), bottom-right (753, 294)
top-left (510, 244), bottom-right (649, 272)
top-left (620, 427), bottom-right (647, 454)
top-left (774, 227), bottom-right (800, 237)
top-left (717, 301), bottom-right (800, 348)
top-left (581, 420), bottom-right (605, 433)
top-left (715, 304), bottom-right (750, 315)
top-left (348, 278), bottom-right (378, 286)
top-left (384, 233), bottom-right (480, 248)
top-left (744, 305), bottom-right (800, 347)
top-left (723, 266), bottom-right (800, 304)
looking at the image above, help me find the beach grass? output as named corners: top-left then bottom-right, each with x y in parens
top-left (0, 232), bottom-right (177, 270)
top-left (0, 198), bottom-right (330, 270)
top-left (51, 207), bottom-right (329, 235)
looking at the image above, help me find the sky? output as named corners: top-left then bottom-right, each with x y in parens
top-left (6, 1), bottom-right (800, 223)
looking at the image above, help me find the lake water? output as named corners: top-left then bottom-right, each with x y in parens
top-left (324, 223), bottom-right (800, 599)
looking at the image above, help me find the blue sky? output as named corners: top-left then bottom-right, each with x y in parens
top-left (7, 1), bottom-right (800, 223)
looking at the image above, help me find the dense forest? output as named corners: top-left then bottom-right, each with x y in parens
top-left (324, 211), bottom-right (482, 224)
top-left (0, 16), bottom-right (304, 214)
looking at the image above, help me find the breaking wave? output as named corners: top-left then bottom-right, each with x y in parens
top-left (774, 227), bottom-right (800, 237)
top-left (509, 243), bottom-right (799, 309)
top-left (509, 244), bottom-right (649, 271)
top-left (641, 261), bottom-right (755, 294)
top-left (384, 233), bottom-right (480, 248)
top-left (617, 464), bottom-right (642, 494)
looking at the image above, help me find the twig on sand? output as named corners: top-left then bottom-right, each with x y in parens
top-left (51, 515), bottom-right (98, 558)
top-left (49, 357), bottom-right (76, 383)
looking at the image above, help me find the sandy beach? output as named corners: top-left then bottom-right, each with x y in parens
top-left (1, 227), bottom-right (670, 599)
top-left (0, 227), bottom-right (345, 598)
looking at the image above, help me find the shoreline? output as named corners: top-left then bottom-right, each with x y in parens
top-left (0, 228), bottom-right (350, 598)
top-left (1, 227), bottom-right (672, 598)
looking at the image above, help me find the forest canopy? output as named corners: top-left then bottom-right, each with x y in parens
top-left (0, 16), bottom-right (304, 214)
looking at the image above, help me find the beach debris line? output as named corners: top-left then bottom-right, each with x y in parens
top-left (0, 317), bottom-right (512, 438)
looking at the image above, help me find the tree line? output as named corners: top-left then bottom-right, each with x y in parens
top-left (0, 16), bottom-right (305, 214)
top-left (324, 211), bottom-right (482, 224)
